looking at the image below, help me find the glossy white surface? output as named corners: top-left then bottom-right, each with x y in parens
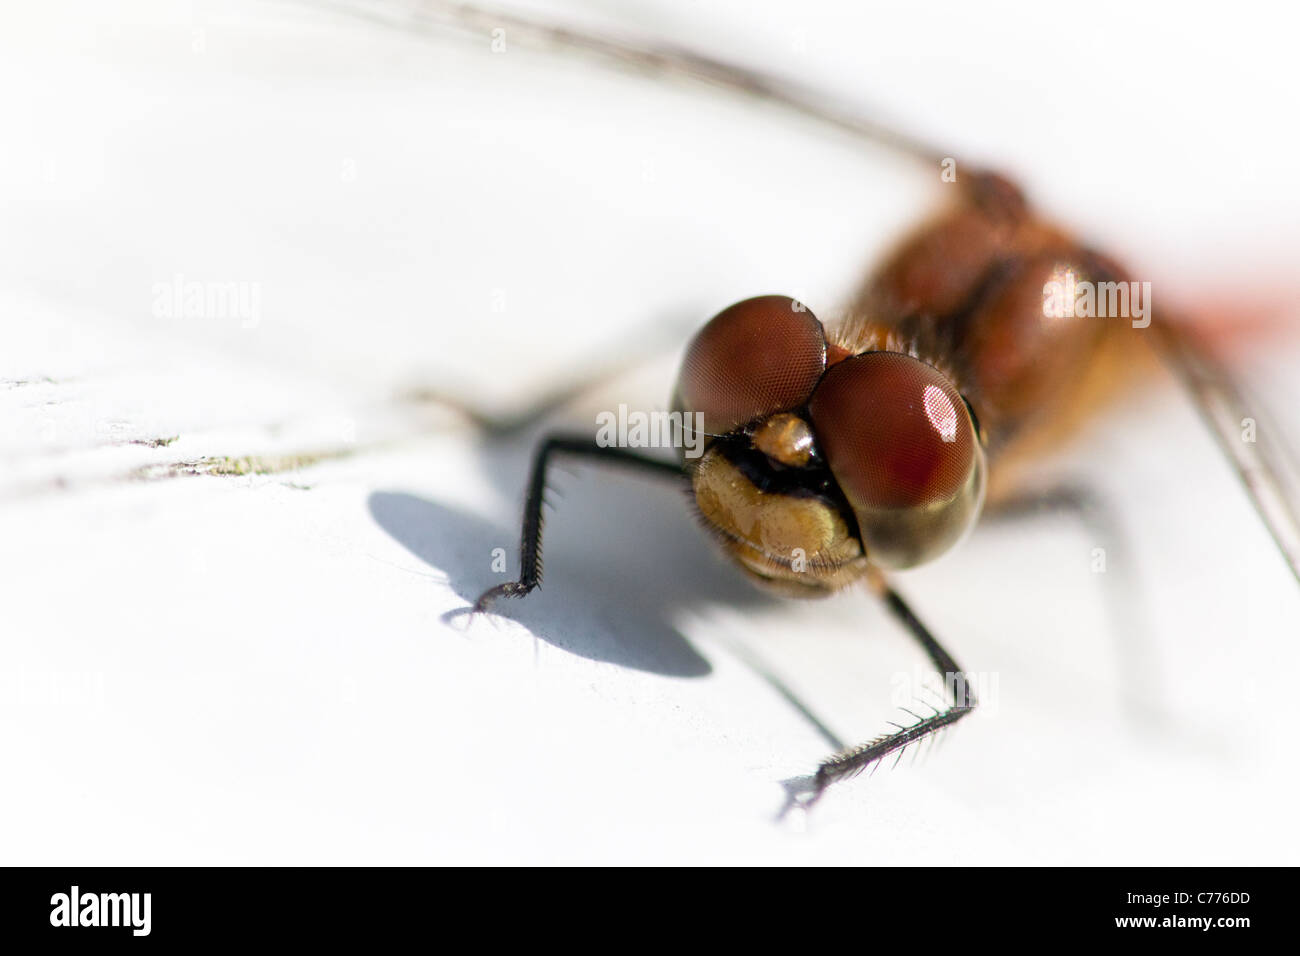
top-left (2, 0), bottom-right (1298, 863)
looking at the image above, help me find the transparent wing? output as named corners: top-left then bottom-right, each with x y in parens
top-left (309, 0), bottom-right (946, 165)
top-left (1152, 320), bottom-right (1300, 586)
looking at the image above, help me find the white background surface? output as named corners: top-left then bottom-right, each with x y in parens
top-left (2, 0), bottom-right (1299, 864)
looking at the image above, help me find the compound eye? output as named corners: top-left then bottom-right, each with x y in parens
top-left (807, 351), bottom-right (984, 568)
top-left (675, 295), bottom-right (827, 437)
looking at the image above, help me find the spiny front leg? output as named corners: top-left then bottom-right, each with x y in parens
top-left (473, 434), bottom-right (685, 614)
top-left (808, 570), bottom-right (977, 801)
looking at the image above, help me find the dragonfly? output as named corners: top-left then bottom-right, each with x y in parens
top-left (333, 0), bottom-right (1300, 806)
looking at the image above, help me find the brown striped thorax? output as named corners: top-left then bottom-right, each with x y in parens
top-left (674, 174), bottom-right (1133, 596)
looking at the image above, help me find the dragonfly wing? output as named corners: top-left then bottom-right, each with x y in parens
top-left (1153, 319), bottom-right (1300, 587)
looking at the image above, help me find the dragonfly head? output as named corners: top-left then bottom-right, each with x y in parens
top-left (673, 295), bottom-right (986, 591)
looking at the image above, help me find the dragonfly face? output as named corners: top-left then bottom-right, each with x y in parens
top-left (675, 294), bottom-right (986, 594)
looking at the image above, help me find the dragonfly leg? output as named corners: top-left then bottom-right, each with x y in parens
top-left (473, 435), bottom-right (685, 613)
top-left (804, 572), bottom-right (976, 802)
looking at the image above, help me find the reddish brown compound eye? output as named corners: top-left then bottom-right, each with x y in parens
top-left (807, 351), bottom-right (985, 568)
top-left (674, 295), bottom-right (827, 437)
